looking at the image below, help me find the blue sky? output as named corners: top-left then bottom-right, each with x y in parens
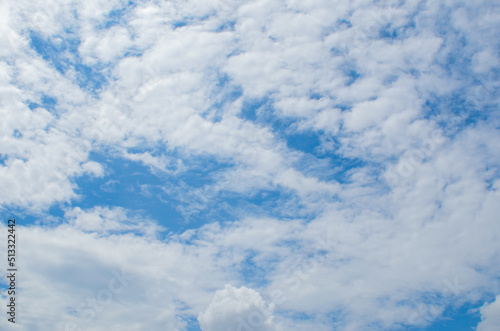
top-left (0, 0), bottom-right (499, 330)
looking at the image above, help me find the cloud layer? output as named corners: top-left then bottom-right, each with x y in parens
top-left (0, 0), bottom-right (499, 330)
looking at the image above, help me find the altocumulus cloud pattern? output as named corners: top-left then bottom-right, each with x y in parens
top-left (0, 0), bottom-right (499, 330)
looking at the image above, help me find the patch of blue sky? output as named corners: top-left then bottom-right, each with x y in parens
top-left (72, 148), bottom-right (286, 233)
top-left (287, 138), bottom-right (344, 180)
top-left (172, 12), bottom-right (213, 30)
top-left (239, 96), bottom-right (272, 123)
top-left (281, 129), bottom-right (366, 185)
top-left (423, 93), bottom-right (487, 131)
top-left (174, 299), bottom-right (202, 327)
top-left (339, 61), bottom-right (362, 87)
top-left (281, 310), bottom-right (323, 324)
top-left (432, 23), bottom-right (473, 78)
top-left (344, 69), bottom-right (361, 86)
top-left (428, 7), bottom-right (496, 107)
top-left (330, 47), bottom-right (346, 57)
top-left (431, 4), bottom-right (458, 38)
top-left (378, 25), bottom-right (399, 40)
top-left (337, 18), bottom-right (352, 29)
top-left (26, 94), bottom-right (59, 118)
top-left (99, 1), bottom-right (136, 29)
top-left (286, 130), bottom-right (321, 154)
top-left (405, 301), bottom-right (481, 331)
top-left (335, 104), bottom-right (352, 112)
top-left (183, 317), bottom-right (202, 331)
top-left (442, 40), bottom-right (471, 74)
top-left (28, 94), bottom-right (56, 111)
top-left (240, 97), bottom-right (307, 142)
top-left (308, 91), bottom-right (323, 100)
top-left (173, 194), bottom-right (231, 228)
top-left (122, 48), bottom-right (144, 58)
top-left (169, 148), bottom-right (236, 187)
top-left (318, 24), bottom-right (337, 41)
top-left (378, 20), bottom-right (416, 42)
top-left (238, 189), bottom-right (305, 220)
top-left (173, 21), bottom-right (189, 29)
top-left (177, 162), bottom-right (231, 189)
top-left (175, 188), bottom-right (303, 230)
top-left (240, 251), bottom-right (270, 287)
top-left (322, 309), bottom-right (350, 328)
top-left (12, 129), bottom-right (22, 139)
top-left (240, 97), bottom-right (300, 141)
top-left (214, 72), bottom-right (240, 93)
top-left (48, 203), bottom-right (66, 219)
top-left (29, 31), bottom-right (106, 93)
top-left (0, 207), bottom-right (35, 224)
top-left (239, 96), bottom-right (366, 184)
top-left (29, 31), bottom-right (71, 73)
top-left (71, 153), bottom-right (185, 232)
top-left (0, 204), bottom-right (63, 229)
top-left (215, 20), bottom-right (236, 32)
top-left (104, 148), bottom-right (285, 225)
top-left (407, 67), bottom-right (421, 79)
top-left (296, 300), bottom-right (482, 331)
top-left (383, 74), bottom-right (399, 86)
top-left (321, 19), bottom-right (351, 49)
top-left (204, 73), bottom-right (243, 122)
top-left (312, 156), bottom-right (365, 185)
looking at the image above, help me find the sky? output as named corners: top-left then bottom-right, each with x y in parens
top-left (0, 0), bottom-right (499, 330)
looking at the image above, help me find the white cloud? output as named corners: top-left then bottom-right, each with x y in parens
top-left (0, 0), bottom-right (499, 330)
top-left (198, 284), bottom-right (278, 331)
top-left (65, 206), bottom-right (163, 237)
top-left (1, 218), bottom-right (238, 330)
top-left (79, 26), bottom-right (134, 64)
top-left (476, 295), bottom-right (500, 331)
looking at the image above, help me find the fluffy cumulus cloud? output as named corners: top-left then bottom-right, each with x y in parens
top-left (198, 284), bottom-right (278, 331)
top-left (0, 0), bottom-right (499, 330)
